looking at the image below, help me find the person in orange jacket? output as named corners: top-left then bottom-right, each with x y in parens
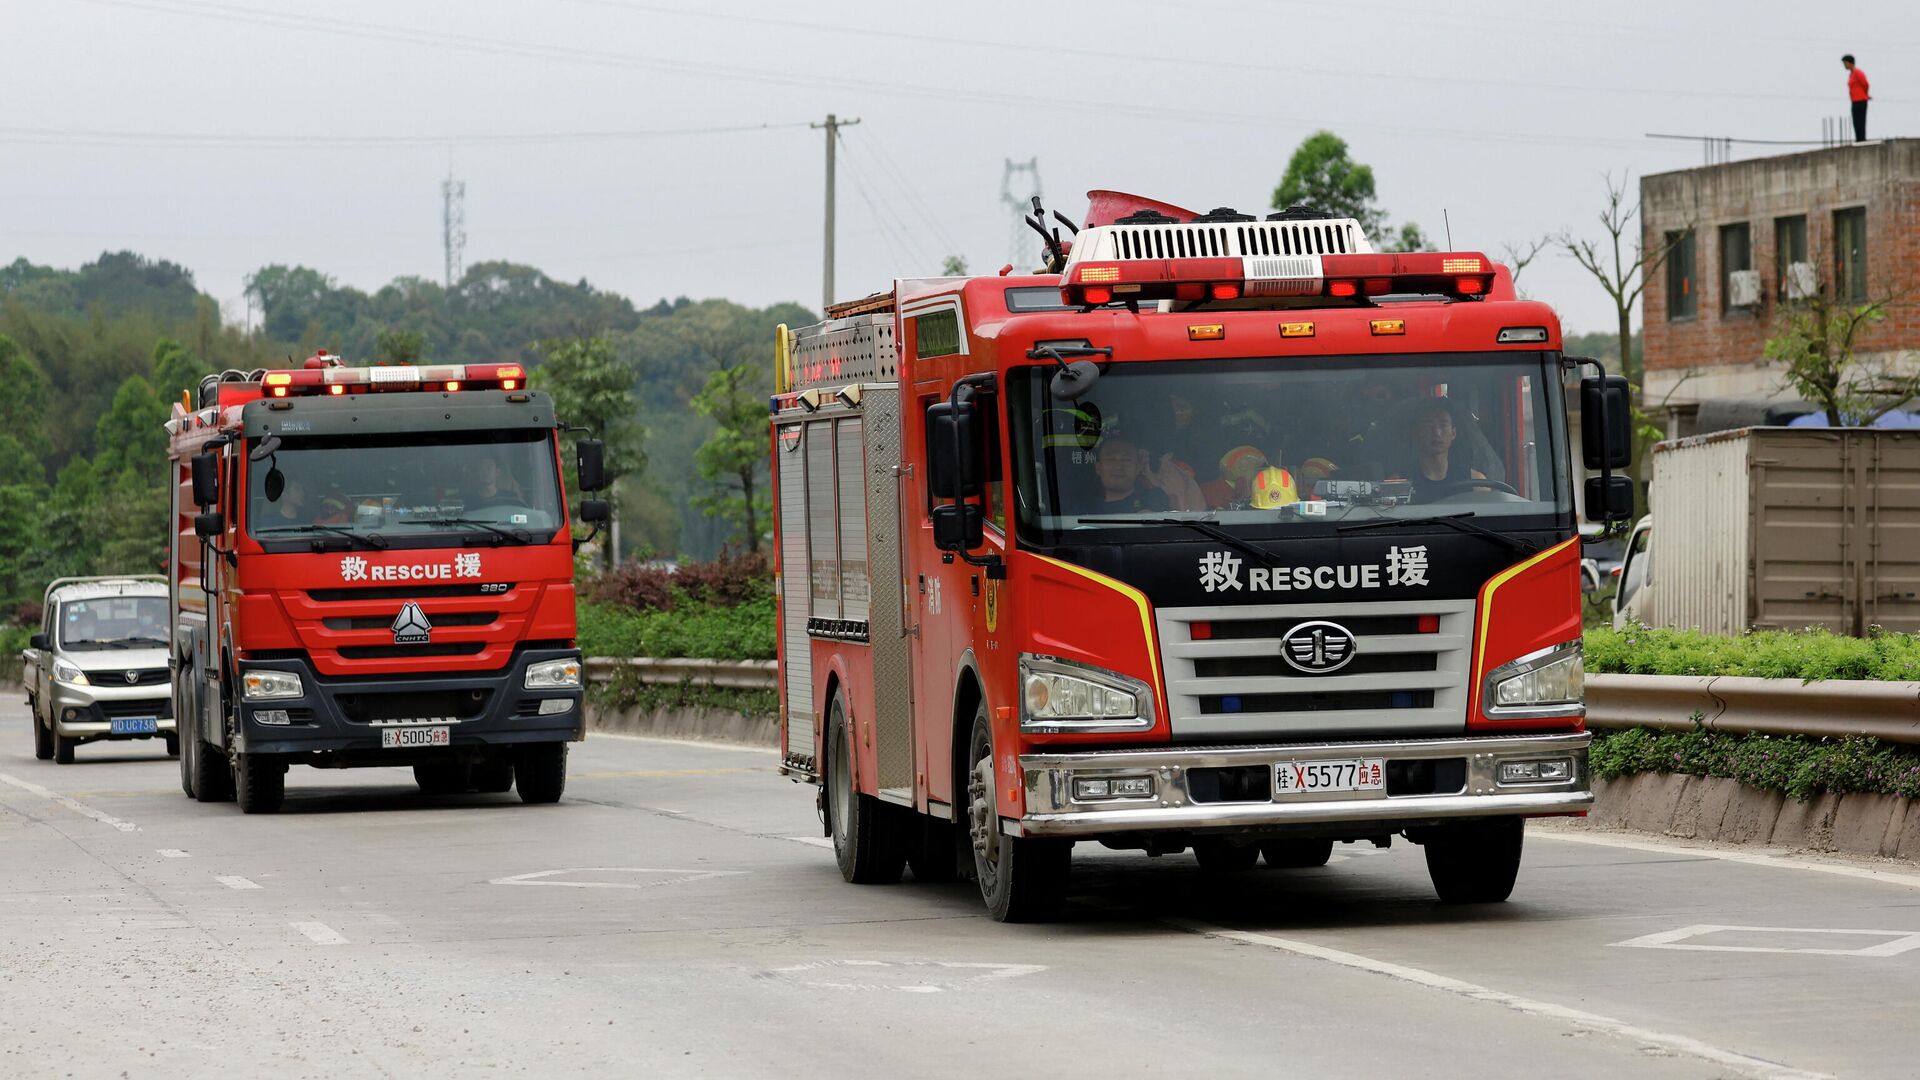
top-left (1844, 55), bottom-right (1871, 142)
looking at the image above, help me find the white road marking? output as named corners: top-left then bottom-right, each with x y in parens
top-left (0, 770), bottom-right (137, 832)
top-left (1538, 829), bottom-right (1920, 891)
top-left (786, 836), bottom-right (835, 849)
top-left (1170, 919), bottom-right (1830, 1080)
top-left (487, 867), bottom-right (746, 890)
top-left (1614, 924), bottom-right (1920, 958)
top-left (215, 875), bottom-right (263, 890)
top-left (157, 849), bottom-right (190, 858)
top-left (767, 959), bottom-right (1047, 994)
top-left (291, 921), bottom-right (347, 945)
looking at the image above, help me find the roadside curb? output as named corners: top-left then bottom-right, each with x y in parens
top-left (1589, 773), bottom-right (1920, 862)
top-left (587, 700), bottom-right (776, 746)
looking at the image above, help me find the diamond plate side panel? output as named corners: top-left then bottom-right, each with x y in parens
top-left (836, 418), bottom-right (870, 623)
top-left (776, 422), bottom-right (813, 763)
top-left (861, 385), bottom-right (915, 792)
top-left (789, 314), bottom-right (897, 391)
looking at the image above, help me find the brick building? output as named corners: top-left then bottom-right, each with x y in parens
top-left (1639, 139), bottom-right (1920, 434)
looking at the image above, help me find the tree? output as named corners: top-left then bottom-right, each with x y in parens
top-left (92, 375), bottom-right (170, 484)
top-left (535, 336), bottom-right (644, 569)
top-left (1553, 173), bottom-right (1684, 393)
top-left (151, 337), bottom-right (214, 405)
top-left (941, 255), bottom-right (969, 276)
top-left (1765, 284), bottom-right (1918, 426)
top-left (690, 363), bottom-right (771, 553)
top-left (375, 327), bottom-right (425, 365)
top-left (1272, 130), bottom-right (1425, 250)
top-left (0, 334), bottom-right (53, 465)
top-left (1500, 238), bottom-right (1550, 298)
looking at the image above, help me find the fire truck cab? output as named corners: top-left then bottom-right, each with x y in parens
top-left (772, 197), bottom-right (1633, 921)
top-left (166, 356), bottom-right (610, 813)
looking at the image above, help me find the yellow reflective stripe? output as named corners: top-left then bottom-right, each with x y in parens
top-left (1473, 536), bottom-right (1579, 677)
top-left (1032, 555), bottom-right (1164, 698)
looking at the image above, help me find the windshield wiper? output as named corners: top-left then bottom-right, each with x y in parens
top-left (1337, 511), bottom-right (1538, 556)
top-left (1078, 516), bottom-right (1285, 568)
top-left (255, 524), bottom-right (389, 550)
top-left (408, 517), bottom-right (535, 545)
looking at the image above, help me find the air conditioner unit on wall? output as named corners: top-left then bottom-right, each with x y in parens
top-left (1785, 261), bottom-right (1817, 301)
top-left (1728, 269), bottom-right (1762, 308)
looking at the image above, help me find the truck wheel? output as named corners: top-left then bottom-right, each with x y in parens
top-left (190, 730), bottom-right (235, 803)
top-left (1423, 816), bottom-right (1524, 904)
top-left (471, 759), bottom-right (515, 794)
top-left (1192, 839), bottom-right (1261, 872)
top-left (907, 814), bottom-right (964, 883)
top-left (52, 727), bottom-right (75, 765)
top-left (234, 753), bottom-right (286, 814)
top-left (966, 704), bottom-right (1068, 922)
top-left (515, 743), bottom-right (567, 804)
top-left (33, 709), bottom-right (52, 761)
top-left (827, 693), bottom-right (906, 884)
top-left (414, 763), bottom-right (471, 795)
top-left (1261, 839), bottom-right (1335, 868)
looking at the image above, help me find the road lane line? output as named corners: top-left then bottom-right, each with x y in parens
top-left (786, 836), bottom-right (835, 849)
top-left (1537, 830), bottom-right (1920, 891)
top-left (157, 849), bottom-right (190, 858)
top-left (1169, 919), bottom-right (1830, 1080)
top-left (215, 875), bottom-right (263, 890)
top-left (291, 921), bottom-right (347, 945)
top-left (0, 770), bottom-right (137, 832)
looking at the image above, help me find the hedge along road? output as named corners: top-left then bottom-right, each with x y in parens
top-left (2, 694), bottom-right (1918, 1080)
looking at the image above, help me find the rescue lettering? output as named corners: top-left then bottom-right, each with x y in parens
top-left (339, 554), bottom-right (484, 583)
top-left (1199, 546), bottom-right (1429, 593)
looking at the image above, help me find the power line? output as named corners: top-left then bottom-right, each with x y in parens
top-left (851, 128), bottom-right (964, 260)
top-left (836, 131), bottom-right (930, 271)
top-left (0, 121), bottom-right (815, 149)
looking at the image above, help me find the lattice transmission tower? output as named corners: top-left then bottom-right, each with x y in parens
top-left (1000, 157), bottom-right (1043, 272)
top-left (442, 166), bottom-right (467, 289)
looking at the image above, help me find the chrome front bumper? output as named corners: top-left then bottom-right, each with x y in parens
top-left (48, 682), bottom-right (176, 739)
top-left (1016, 730), bottom-right (1591, 838)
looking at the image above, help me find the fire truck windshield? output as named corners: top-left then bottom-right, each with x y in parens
top-left (247, 429), bottom-right (563, 548)
top-left (1007, 353), bottom-right (1570, 545)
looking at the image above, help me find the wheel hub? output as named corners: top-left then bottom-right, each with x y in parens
top-left (968, 755), bottom-right (998, 869)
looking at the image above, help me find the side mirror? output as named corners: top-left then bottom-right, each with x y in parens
top-left (193, 511), bottom-right (225, 539)
top-left (1584, 476), bottom-right (1635, 523)
top-left (191, 451), bottom-right (220, 508)
top-left (931, 503), bottom-right (983, 552)
top-left (926, 401), bottom-right (982, 501)
top-left (576, 439), bottom-right (607, 493)
top-left (579, 499), bottom-right (611, 525)
top-left (30, 633), bottom-right (49, 651)
top-left (1580, 375), bottom-right (1633, 470)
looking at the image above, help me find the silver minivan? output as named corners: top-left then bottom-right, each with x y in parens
top-left (22, 576), bottom-right (176, 763)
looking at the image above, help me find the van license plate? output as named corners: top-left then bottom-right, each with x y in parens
top-left (110, 717), bottom-right (158, 735)
top-left (1275, 758), bottom-right (1386, 796)
top-left (382, 727), bottom-right (450, 748)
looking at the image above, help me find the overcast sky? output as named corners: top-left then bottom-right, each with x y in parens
top-left (4, 0), bottom-right (1912, 336)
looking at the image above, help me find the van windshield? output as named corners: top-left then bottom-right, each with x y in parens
top-left (59, 597), bottom-right (169, 650)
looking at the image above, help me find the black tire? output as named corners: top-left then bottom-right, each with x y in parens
top-left (177, 684), bottom-right (196, 797)
top-left (1192, 839), bottom-right (1261, 873)
top-left (1261, 838), bottom-right (1335, 869)
top-left (906, 813), bottom-right (964, 883)
top-left (52, 726), bottom-right (75, 765)
top-left (32, 707), bottom-right (52, 761)
top-left (233, 752), bottom-right (285, 814)
top-left (965, 702), bottom-right (1069, 922)
top-left (1424, 816), bottom-right (1525, 904)
top-left (190, 729), bottom-right (235, 804)
top-left (515, 743), bottom-right (568, 804)
top-left (164, 734), bottom-right (180, 758)
top-left (827, 694), bottom-right (906, 884)
top-left (414, 763), bottom-right (471, 795)
top-left (471, 759), bottom-right (515, 794)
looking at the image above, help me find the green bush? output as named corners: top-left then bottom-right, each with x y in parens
top-left (576, 597), bottom-right (775, 661)
top-left (1585, 626), bottom-right (1920, 682)
top-left (1592, 723), bottom-right (1920, 802)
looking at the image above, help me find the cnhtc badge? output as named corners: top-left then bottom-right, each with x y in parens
top-left (1280, 620), bottom-right (1356, 674)
top-left (391, 603), bottom-right (433, 645)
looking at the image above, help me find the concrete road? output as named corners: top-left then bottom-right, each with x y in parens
top-left (5, 696), bottom-right (1919, 1079)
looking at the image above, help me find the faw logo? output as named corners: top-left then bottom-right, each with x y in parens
top-left (340, 554), bottom-right (482, 583)
top-left (1198, 546), bottom-right (1430, 594)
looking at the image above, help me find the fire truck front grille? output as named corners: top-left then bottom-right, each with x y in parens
top-left (337, 643), bottom-right (487, 660)
top-left (1155, 599), bottom-right (1475, 741)
top-left (335, 689), bottom-right (490, 725)
top-left (322, 611), bottom-right (497, 631)
top-left (307, 584), bottom-right (509, 602)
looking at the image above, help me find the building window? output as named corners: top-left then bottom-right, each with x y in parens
top-left (1719, 223), bottom-right (1753, 315)
top-left (1774, 215), bottom-right (1808, 303)
top-left (1665, 229), bottom-right (1696, 320)
top-left (1833, 207), bottom-right (1867, 303)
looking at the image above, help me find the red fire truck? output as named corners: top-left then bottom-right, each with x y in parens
top-left (772, 195), bottom-right (1634, 920)
top-left (166, 356), bottom-right (610, 813)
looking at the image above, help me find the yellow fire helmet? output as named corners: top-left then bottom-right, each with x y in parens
top-left (1250, 466), bottom-right (1299, 509)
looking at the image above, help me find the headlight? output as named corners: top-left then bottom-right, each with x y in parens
top-left (52, 659), bottom-right (90, 686)
top-left (1018, 655), bottom-right (1154, 732)
top-left (525, 657), bottom-right (582, 690)
top-left (1484, 642), bottom-right (1583, 718)
top-left (241, 670), bottom-right (303, 700)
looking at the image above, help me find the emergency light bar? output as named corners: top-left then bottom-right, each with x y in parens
top-left (1059, 251), bottom-right (1495, 307)
top-left (260, 359), bottom-right (526, 398)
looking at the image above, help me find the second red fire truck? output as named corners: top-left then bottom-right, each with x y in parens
top-left (772, 194), bottom-right (1633, 920)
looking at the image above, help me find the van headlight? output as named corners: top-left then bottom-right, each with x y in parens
top-left (525, 657), bottom-right (583, 690)
top-left (1483, 641), bottom-right (1583, 719)
top-left (1019, 655), bottom-right (1154, 733)
top-left (52, 658), bottom-right (90, 686)
top-left (241, 670), bottom-right (303, 700)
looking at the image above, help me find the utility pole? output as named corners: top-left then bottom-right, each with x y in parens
top-left (441, 163), bottom-right (466, 289)
top-left (811, 114), bottom-right (859, 312)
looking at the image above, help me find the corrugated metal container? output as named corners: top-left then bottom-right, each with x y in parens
top-left (1648, 427), bottom-right (1920, 635)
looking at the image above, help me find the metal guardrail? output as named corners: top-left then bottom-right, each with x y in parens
top-left (1585, 673), bottom-right (1920, 746)
top-left (584, 657), bottom-right (778, 691)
